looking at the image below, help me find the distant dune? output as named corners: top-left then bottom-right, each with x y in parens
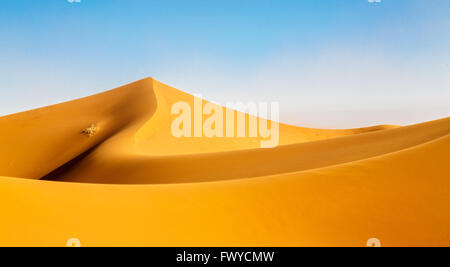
top-left (0, 78), bottom-right (448, 246)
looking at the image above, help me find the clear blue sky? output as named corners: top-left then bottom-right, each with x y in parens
top-left (0, 0), bottom-right (449, 127)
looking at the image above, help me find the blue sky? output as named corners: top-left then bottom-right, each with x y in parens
top-left (0, 0), bottom-right (449, 127)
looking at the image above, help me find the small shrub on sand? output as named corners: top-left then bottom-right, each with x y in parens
top-left (81, 124), bottom-right (98, 137)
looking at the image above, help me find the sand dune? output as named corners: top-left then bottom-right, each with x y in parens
top-left (0, 78), bottom-right (448, 246)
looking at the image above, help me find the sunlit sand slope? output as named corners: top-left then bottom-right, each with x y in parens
top-left (0, 77), bottom-right (448, 246)
top-left (0, 135), bottom-right (448, 246)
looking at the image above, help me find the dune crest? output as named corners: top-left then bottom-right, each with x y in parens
top-left (0, 77), bottom-right (401, 183)
top-left (0, 78), bottom-right (449, 246)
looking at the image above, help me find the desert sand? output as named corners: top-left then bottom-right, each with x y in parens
top-left (0, 77), bottom-right (448, 246)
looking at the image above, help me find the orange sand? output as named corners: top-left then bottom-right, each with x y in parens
top-left (0, 78), bottom-right (448, 246)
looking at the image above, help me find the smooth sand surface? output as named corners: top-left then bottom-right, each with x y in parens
top-left (0, 78), bottom-right (448, 246)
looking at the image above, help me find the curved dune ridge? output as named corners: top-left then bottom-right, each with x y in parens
top-left (0, 77), bottom-right (449, 246)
